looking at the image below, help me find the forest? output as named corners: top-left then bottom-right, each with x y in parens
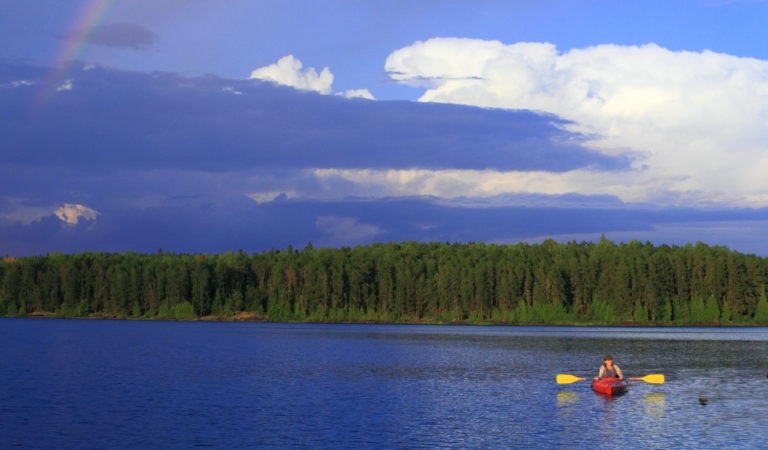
top-left (2, 238), bottom-right (768, 325)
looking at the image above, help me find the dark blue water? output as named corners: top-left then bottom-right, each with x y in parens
top-left (2, 319), bottom-right (767, 448)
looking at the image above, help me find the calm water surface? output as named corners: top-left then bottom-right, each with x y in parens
top-left (1, 319), bottom-right (767, 448)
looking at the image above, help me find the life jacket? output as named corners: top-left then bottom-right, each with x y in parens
top-left (601, 364), bottom-right (619, 378)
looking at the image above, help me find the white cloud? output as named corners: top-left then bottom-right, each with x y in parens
top-left (249, 55), bottom-right (333, 94)
top-left (313, 168), bottom-right (620, 202)
top-left (221, 86), bottom-right (242, 95)
top-left (249, 55), bottom-right (375, 99)
top-left (0, 200), bottom-right (100, 226)
top-left (337, 89), bottom-right (375, 100)
top-left (57, 79), bottom-right (74, 91)
top-left (247, 190), bottom-right (297, 203)
top-left (0, 200), bottom-right (50, 224)
top-left (54, 203), bottom-right (99, 225)
top-left (385, 38), bottom-right (768, 207)
top-left (2, 80), bottom-right (35, 88)
top-left (315, 215), bottom-right (382, 244)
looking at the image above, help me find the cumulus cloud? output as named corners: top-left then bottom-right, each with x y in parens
top-left (386, 38), bottom-right (768, 207)
top-left (54, 203), bottom-right (100, 225)
top-left (249, 55), bottom-right (334, 94)
top-left (249, 55), bottom-right (375, 99)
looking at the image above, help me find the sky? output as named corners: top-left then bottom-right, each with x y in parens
top-left (2, 0), bottom-right (768, 257)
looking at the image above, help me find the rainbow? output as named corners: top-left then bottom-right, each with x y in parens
top-left (33, 0), bottom-right (113, 111)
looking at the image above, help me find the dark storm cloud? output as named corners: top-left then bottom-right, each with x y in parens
top-left (77, 23), bottom-right (158, 50)
top-left (0, 61), bottom-right (627, 176)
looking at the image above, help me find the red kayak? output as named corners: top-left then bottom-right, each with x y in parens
top-left (591, 377), bottom-right (628, 396)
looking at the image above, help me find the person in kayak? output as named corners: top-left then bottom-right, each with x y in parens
top-left (593, 354), bottom-right (624, 381)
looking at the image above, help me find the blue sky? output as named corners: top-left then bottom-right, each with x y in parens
top-left (2, 0), bottom-right (768, 256)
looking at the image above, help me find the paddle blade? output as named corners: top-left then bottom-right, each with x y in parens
top-left (640, 373), bottom-right (665, 384)
top-left (556, 374), bottom-right (586, 384)
top-left (630, 373), bottom-right (665, 384)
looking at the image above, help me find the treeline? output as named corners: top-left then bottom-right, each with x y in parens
top-left (2, 239), bottom-right (768, 325)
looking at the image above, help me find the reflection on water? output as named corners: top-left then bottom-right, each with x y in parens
top-left (556, 390), bottom-right (578, 408)
top-left (643, 392), bottom-right (666, 417)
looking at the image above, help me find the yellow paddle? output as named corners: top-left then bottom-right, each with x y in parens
top-left (556, 373), bottom-right (665, 384)
top-left (556, 374), bottom-right (586, 384)
top-left (629, 373), bottom-right (665, 384)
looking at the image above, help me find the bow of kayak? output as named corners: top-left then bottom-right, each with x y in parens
top-left (591, 377), bottom-right (628, 396)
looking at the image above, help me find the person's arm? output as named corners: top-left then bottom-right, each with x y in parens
top-left (616, 365), bottom-right (623, 380)
top-left (594, 365), bottom-right (605, 380)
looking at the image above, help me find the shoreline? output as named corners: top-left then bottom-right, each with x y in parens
top-left (3, 312), bottom-right (756, 327)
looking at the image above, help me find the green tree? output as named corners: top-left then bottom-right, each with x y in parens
top-left (754, 289), bottom-right (768, 324)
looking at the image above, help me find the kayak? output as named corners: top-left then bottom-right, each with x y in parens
top-left (591, 377), bottom-right (628, 396)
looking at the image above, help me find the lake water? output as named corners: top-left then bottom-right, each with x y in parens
top-left (2, 319), bottom-right (767, 448)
